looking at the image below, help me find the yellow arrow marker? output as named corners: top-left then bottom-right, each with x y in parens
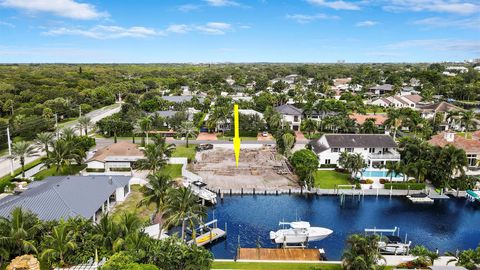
top-left (233, 104), bottom-right (240, 167)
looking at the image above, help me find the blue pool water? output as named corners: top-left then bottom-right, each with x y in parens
top-left (205, 195), bottom-right (480, 260)
top-left (362, 170), bottom-right (401, 178)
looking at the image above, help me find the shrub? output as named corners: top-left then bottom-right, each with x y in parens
top-left (86, 168), bottom-right (106, 173)
top-left (109, 167), bottom-right (131, 172)
top-left (365, 179), bottom-right (374, 184)
top-left (384, 182), bottom-right (425, 190)
top-left (320, 164), bottom-right (337, 168)
top-left (379, 178), bottom-right (388, 184)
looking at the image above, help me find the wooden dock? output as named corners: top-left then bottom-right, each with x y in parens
top-left (237, 248), bottom-right (323, 261)
top-left (187, 220), bottom-right (227, 247)
top-left (189, 228), bottom-right (226, 246)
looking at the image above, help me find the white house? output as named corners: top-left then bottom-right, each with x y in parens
top-left (370, 94), bottom-right (422, 109)
top-left (86, 141), bottom-right (144, 175)
top-left (275, 104), bottom-right (303, 131)
top-left (310, 134), bottom-right (400, 169)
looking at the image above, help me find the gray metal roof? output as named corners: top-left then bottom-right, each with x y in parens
top-left (313, 134), bottom-right (397, 149)
top-left (369, 84), bottom-right (393, 91)
top-left (0, 176), bottom-right (131, 221)
top-left (161, 95), bottom-right (204, 103)
top-left (275, 104), bottom-right (303, 116)
top-left (152, 110), bottom-right (178, 118)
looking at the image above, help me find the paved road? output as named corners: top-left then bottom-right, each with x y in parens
top-left (0, 104), bottom-right (121, 178)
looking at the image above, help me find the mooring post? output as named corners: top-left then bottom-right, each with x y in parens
top-left (221, 192), bottom-right (224, 202)
top-left (300, 186), bottom-right (303, 195)
top-left (253, 188), bottom-right (255, 195)
top-left (289, 188), bottom-right (291, 195)
top-left (241, 188), bottom-right (243, 196)
top-left (276, 190), bottom-right (278, 196)
top-left (264, 190), bottom-right (267, 195)
top-left (230, 189), bottom-right (232, 196)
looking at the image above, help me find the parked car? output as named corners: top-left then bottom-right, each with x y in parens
top-left (196, 144), bottom-right (214, 151)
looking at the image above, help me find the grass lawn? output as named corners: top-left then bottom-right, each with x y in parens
top-left (456, 132), bottom-right (472, 139)
top-left (211, 262), bottom-right (342, 270)
top-left (34, 164), bottom-right (86, 180)
top-left (217, 135), bottom-right (258, 141)
top-left (111, 185), bottom-right (155, 223)
top-left (314, 170), bottom-right (351, 189)
top-left (160, 164), bottom-right (183, 179)
top-left (172, 145), bottom-right (197, 161)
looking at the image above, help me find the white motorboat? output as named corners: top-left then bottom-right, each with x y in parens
top-left (269, 221), bottom-right (333, 244)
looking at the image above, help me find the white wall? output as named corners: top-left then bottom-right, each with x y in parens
top-left (87, 160), bottom-right (105, 169)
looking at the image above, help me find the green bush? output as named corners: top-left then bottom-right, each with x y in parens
top-left (320, 164), bottom-right (337, 168)
top-left (384, 182), bottom-right (425, 190)
top-left (86, 168), bottom-right (106, 172)
top-left (102, 252), bottom-right (158, 270)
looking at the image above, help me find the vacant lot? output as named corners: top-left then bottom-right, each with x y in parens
top-left (193, 146), bottom-right (298, 190)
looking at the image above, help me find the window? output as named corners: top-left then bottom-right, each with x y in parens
top-left (331, 148), bottom-right (340, 153)
top-left (467, 154), bottom-right (477, 167)
top-left (369, 148), bottom-right (375, 153)
top-left (383, 148), bottom-right (389, 153)
top-left (325, 159), bottom-right (331, 165)
top-left (294, 116), bottom-right (299, 122)
top-left (345, 148), bottom-right (353, 153)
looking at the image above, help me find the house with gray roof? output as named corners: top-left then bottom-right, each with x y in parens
top-left (160, 95), bottom-right (204, 104)
top-left (275, 104), bottom-right (303, 131)
top-left (0, 175), bottom-right (131, 223)
top-left (368, 84), bottom-right (394, 96)
top-left (310, 134), bottom-right (400, 171)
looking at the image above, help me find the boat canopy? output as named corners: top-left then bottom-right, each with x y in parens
top-left (289, 221), bottom-right (311, 229)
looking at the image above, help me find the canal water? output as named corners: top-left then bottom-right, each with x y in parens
top-left (205, 195), bottom-right (480, 260)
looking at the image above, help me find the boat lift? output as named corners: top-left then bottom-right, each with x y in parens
top-left (364, 227), bottom-right (412, 255)
top-left (187, 219), bottom-right (227, 247)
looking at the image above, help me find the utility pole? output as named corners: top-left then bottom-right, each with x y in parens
top-left (79, 105), bottom-right (82, 117)
top-left (6, 127), bottom-right (14, 176)
top-left (54, 113), bottom-right (59, 139)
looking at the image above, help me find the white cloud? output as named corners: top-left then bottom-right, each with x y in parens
top-left (204, 0), bottom-right (240, 7)
top-left (43, 25), bottom-right (161, 39)
top-left (286, 13), bottom-right (339, 23)
top-left (413, 16), bottom-right (480, 29)
top-left (383, 0), bottom-right (480, 15)
top-left (307, 0), bottom-right (361, 10)
top-left (356, 20), bottom-right (378, 27)
top-left (0, 20), bottom-right (14, 27)
top-left (165, 24), bottom-right (190, 34)
top-left (178, 4), bottom-right (200, 12)
top-left (0, 0), bottom-right (108, 20)
top-left (195, 22), bottom-right (232, 35)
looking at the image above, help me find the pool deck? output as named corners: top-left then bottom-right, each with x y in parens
top-left (237, 248), bottom-right (322, 261)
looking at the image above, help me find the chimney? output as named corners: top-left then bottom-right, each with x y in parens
top-left (444, 131), bottom-right (455, 142)
top-left (108, 176), bottom-right (113, 185)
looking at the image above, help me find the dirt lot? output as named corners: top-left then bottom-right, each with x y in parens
top-left (192, 146), bottom-right (298, 190)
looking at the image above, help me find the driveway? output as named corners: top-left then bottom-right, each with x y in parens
top-left (295, 131), bottom-right (308, 142)
top-left (257, 132), bottom-right (274, 141)
top-left (196, 132), bottom-right (217, 141)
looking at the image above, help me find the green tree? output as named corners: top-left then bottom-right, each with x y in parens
top-left (178, 121), bottom-right (198, 148)
top-left (165, 187), bottom-right (207, 241)
top-left (282, 133), bottom-right (295, 158)
top-left (11, 141), bottom-right (37, 177)
top-left (76, 116), bottom-right (92, 136)
top-left (43, 140), bottom-right (80, 173)
top-left (290, 149), bottom-right (319, 189)
top-left (138, 174), bottom-right (174, 237)
top-left (461, 110), bottom-right (475, 137)
top-left (40, 222), bottom-right (77, 267)
top-left (136, 136), bottom-right (175, 173)
top-left (139, 116), bottom-right (153, 146)
top-left (342, 234), bottom-right (385, 270)
top-left (35, 132), bottom-right (54, 157)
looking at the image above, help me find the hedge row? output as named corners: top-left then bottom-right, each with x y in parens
top-left (384, 182), bottom-right (426, 190)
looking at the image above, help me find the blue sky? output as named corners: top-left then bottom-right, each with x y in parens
top-left (0, 0), bottom-right (478, 63)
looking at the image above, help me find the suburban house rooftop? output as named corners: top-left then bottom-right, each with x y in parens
top-left (275, 104), bottom-right (303, 116)
top-left (0, 175), bottom-right (131, 221)
top-left (418, 101), bottom-right (463, 113)
top-left (161, 95), bottom-right (204, 103)
top-left (349, 113), bottom-right (388, 126)
top-left (313, 134), bottom-right (397, 149)
top-left (89, 141), bottom-right (143, 163)
top-left (429, 131), bottom-right (480, 153)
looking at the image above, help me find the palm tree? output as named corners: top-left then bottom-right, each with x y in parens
top-left (138, 116), bottom-right (153, 146)
top-left (11, 141), bottom-right (37, 177)
top-left (35, 132), bottom-right (54, 157)
top-left (350, 153), bottom-right (366, 180)
top-left (0, 208), bottom-right (39, 262)
top-left (92, 214), bottom-right (121, 251)
top-left (385, 109), bottom-right (402, 139)
top-left (342, 234), bottom-right (385, 270)
top-left (385, 161), bottom-right (398, 182)
top-left (40, 222), bottom-right (77, 266)
top-left (282, 133), bottom-right (295, 158)
top-left (360, 118), bottom-right (378, 134)
top-left (165, 187), bottom-right (207, 241)
top-left (76, 116), bottom-right (92, 136)
top-left (61, 127), bottom-right (76, 142)
top-left (178, 121), bottom-right (198, 148)
top-left (440, 145), bottom-right (468, 188)
top-left (411, 245), bottom-right (439, 266)
top-left (138, 174), bottom-right (174, 238)
top-left (461, 110), bottom-right (475, 137)
top-left (136, 136), bottom-right (175, 173)
top-left (43, 140), bottom-right (79, 173)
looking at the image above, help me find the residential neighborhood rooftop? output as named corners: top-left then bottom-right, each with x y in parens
top-left (0, 176), bottom-right (131, 221)
top-left (89, 141), bottom-right (143, 163)
top-left (318, 134), bottom-right (397, 148)
top-left (275, 104), bottom-right (303, 116)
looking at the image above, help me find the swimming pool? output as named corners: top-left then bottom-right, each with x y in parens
top-left (362, 170), bottom-right (401, 178)
top-left (205, 195), bottom-right (480, 260)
